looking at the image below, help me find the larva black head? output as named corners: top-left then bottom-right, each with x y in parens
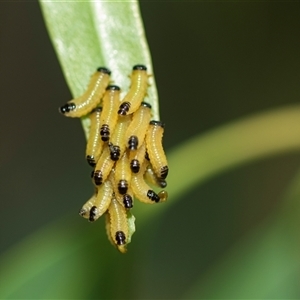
top-left (150, 120), bottom-right (165, 128)
top-left (133, 64), bottom-right (147, 71)
top-left (110, 145), bottom-right (120, 161)
top-left (118, 102), bottom-right (131, 116)
top-left (89, 206), bottom-right (97, 222)
top-left (160, 166), bottom-right (169, 179)
top-left (115, 231), bottom-right (126, 245)
top-left (97, 67), bottom-right (111, 75)
top-left (91, 107), bottom-right (102, 113)
top-left (130, 159), bottom-right (140, 173)
top-left (128, 135), bottom-right (138, 150)
top-left (93, 170), bottom-right (103, 185)
top-left (159, 179), bottom-right (168, 188)
top-left (123, 194), bottom-right (133, 209)
top-left (59, 102), bottom-right (76, 114)
top-left (106, 85), bottom-right (120, 91)
top-left (118, 180), bottom-right (128, 195)
top-left (147, 190), bottom-right (160, 203)
top-left (100, 124), bottom-right (110, 142)
top-left (86, 155), bottom-right (96, 167)
top-left (79, 208), bottom-right (87, 217)
top-left (141, 102), bottom-right (152, 109)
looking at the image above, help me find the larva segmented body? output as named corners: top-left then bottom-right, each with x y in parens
top-left (100, 85), bottom-right (121, 142)
top-left (79, 192), bottom-right (97, 219)
top-left (86, 107), bottom-right (103, 167)
top-left (125, 102), bottom-right (152, 150)
top-left (89, 179), bottom-right (113, 222)
top-left (144, 164), bottom-right (167, 188)
top-left (59, 67), bottom-right (111, 117)
top-left (109, 115), bottom-right (131, 161)
top-left (145, 120), bottom-right (169, 180)
top-left (108, 197), bottom-right (128, 253)
top-left (118, 65), bottom-right (148, 116)
top-left (129, 142), bottom-right (146, 174)
top-left (115, 152), bottom-right (132, 195)
top-left (131, 161), bottom-right (167, 204)
top-left (93, 146), bottom-right (115, 186)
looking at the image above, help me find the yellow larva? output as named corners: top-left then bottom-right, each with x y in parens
top-left (129, 141), bottom-right (146, 174)
top-left (79, 191), bottom-right (97, 219)
top-left (108, 197), bottom-right (128, 253)
top-left (144, 164), bottom-right (167, 188)
top-left (86, 107), bottom-right (103, 167)
top-left (92, 146), bottom-right (115, 186)
top-left (118, 65), bottom-right (148, 116)
top-left (145, 120), bottom-right (169, 180)
top-left (110, 170), bottom-right (134, 209)
top-left (125, 102), bottom-right (152, 150)
top-left (131, 161), bottom-right (167, 204)
top-left (89, 178), bottom-right (113, 222)
top-left (114, 151), bottom-right (132, 195)
top-left (59, 67), bottom-right (111, 117)
top-left (109, 115), bottom-right (131, 161)
top-left (99, 85), bottom-right (121, 142)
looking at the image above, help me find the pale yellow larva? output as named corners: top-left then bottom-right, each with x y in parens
top-left (89, 178), bottom-right (113, 222)
top-left (145, 120), bottom-right (169, 180)
top-left (118, 65), bottom-right (148, 116)
top-left (131, 161), bottom-right (167, 204)
top-left (124, 102), bottom-right (152, 150)
top-left (99, 85), bottom-right (121, 142)
top-left (86, 107), bottom-right (103, 167)
top-left (108, 197), bottom-right (128, 253)
top-left (109, 115), bottom-right (131, 161)
top-left (59, 67), bottom-right (111, 117)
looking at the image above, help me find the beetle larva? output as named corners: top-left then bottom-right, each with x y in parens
top-left (99, 85), bottom-right (121, 142)
top-left (108, 197), bottom-right (128, 253)
top-left (145, 120), bottom-right (169, 180)
top-left (118, 65), bottom-right (148, 116)
top-left (89, 178), bottom-right (113, 222)
top-left (86, 107), bottom-right (103, 167)
top-left (59, 67), bottom-right (111, 117)
top-left (109, 115), bottom-right (131, 161)
top-left (124, 102), bottom-right (152, 150)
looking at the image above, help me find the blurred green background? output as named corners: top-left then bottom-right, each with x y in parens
top-left (1, 1), bottom-right (300, 299)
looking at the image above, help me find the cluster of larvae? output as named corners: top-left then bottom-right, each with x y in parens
top-left (59, 65), bottom-right (168, 253)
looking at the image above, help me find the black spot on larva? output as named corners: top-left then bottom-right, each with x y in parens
top-left (118, 180), bottom-right (128, 195)
top-left (159, 180), bottom-right (167, 188)
top-left (123, 194), bottom-right (133, 209)
top-left (97, 67), bottom-right (111, 75)
top-left (133, 64), bottom-right (147, 71)
top-left (100, 124), bottom-right (110, 142)
top-left (89, 206), bottom-right (97, 222)
top-left (147, 190), bottom-right (160, 203)
top-left (150, 120), bottom-right (165, 128)
top-left (59, 102), bottom-right (76, 114)
top-left (130, 159), bottom-right (140, 173)
top-left (93, 170), bottom-right (103, 185)
top-left (79, 208), bottom-right (87, 217)
top-left (115, 231), bottom-right (126, 245)
top-left (141, 102), bottom-right (151, 109)
top-left (109, 145), bottom-right (120, 161)
top-left (106, 85), bottom-right (120, 91)
top-left (160, 166), bottom-right (169, 179)
top-left (86, 155), bottom-right (96, 167)
top-left (91, 107), bottom-right (102, 113)
top-left (128, 135), bottom-right (138, 150)
top-left (118, 102), bottom-right (131, 115)
top-left (145, 152), bottom-right (150, 161)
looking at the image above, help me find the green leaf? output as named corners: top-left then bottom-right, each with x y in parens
top-left (39, 0), bottom-right (160, 138)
